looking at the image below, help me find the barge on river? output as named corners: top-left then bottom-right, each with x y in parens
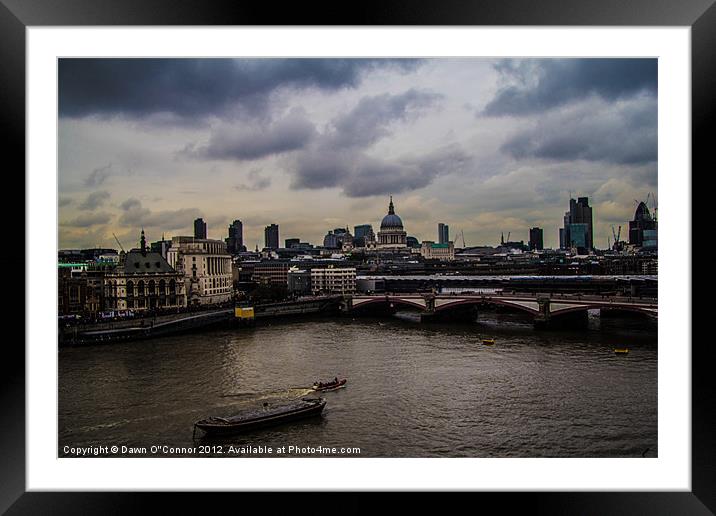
top-left (194, 397), bottom-right (326, 437)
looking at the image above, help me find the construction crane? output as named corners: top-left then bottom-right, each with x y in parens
top-left (112, 233), bottom-right (126, 253)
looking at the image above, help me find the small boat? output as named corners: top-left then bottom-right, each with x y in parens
top-left (312, 378), bottom-right (347, 392)
top-left (194, 397), bottom-right (326, 437)
top-left (482, 338), bottom-right (495, 345)
top-left (614, 348), bottom-right (629, 354)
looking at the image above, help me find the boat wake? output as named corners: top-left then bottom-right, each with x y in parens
top-left (222, 387), bottom-right (315, 400)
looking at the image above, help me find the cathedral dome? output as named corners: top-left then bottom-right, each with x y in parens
top-left (380, 197), bottom-right (404, 229)
top-left (381, 213), bottom-right (403, 229)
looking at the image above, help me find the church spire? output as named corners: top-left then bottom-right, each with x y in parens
top-left (388, 195), bottom-right (395, 215)
top-left (140, 228), bottom-right (147, 255)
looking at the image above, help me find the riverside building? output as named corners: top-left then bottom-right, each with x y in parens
top-left (104, 230), bottom-right (186, 311)
top-left (420, 241), bottom-right (455, 261)
top-left (310, 266), bottom-right (356, 295)
top-left (166, 236), bottom-right (232, 306)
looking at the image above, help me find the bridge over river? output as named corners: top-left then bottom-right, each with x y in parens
top-left (60, 292), bottom-right (657, 346)
top-left (346, 292), bottom-right (657, 328)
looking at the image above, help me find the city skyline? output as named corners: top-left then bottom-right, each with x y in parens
top-left (58, 58), bottom-right (657, 250)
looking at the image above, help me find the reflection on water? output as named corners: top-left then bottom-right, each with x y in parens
top-left (59, 312), bottom-right (657, 457)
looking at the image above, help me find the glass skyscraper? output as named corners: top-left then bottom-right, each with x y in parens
top-left (264, 224), bottom-right (279, 250)
top-left (438, 223), bottom-right (449, 244)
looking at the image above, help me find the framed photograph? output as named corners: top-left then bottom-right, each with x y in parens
top-left (4, 0), bottom-right (709, 511)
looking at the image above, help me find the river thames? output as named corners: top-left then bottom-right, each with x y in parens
top-left (58, 311), bottom-right (657, 458)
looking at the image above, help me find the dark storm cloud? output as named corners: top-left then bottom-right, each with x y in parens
top-left (84, 163), bottom-right (113, 187)
top-left (196, 109), bottom-right (317, 161)
top-left (59, 58), bottom-right (423, 120)
top-left (483, 59), bottom-right (657, 116)
top-left (183, 89), bottom-right (441, 165)
top-left (328, 89), bottom-right (443, 148)
top-left (60, 211), bottom-right (113, 228)
top-left (340, 157), bottom-right (442, 197)
top-left (501, 96), bottom-right (657, 165)
top-left (78, 190), bottom-right (110, 210)
top-left (291, 150), bottom-right (352, 189)
top-left (342, 144), bottom-right (473, 198)
top-left (291, 144), bottom-right (472, 197)
top-left (285, 89), bottom-right (459, 197)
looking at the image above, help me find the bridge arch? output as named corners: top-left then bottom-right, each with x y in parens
top-left (351, 296), bottom-right (427, 313)
top-left (550, 303), bottom-right (657, 319)
top-left (433, 297), bottom-right (539, 316)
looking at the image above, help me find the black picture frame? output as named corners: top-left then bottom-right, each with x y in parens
top-left (2, 0), bottom-right (709, 512)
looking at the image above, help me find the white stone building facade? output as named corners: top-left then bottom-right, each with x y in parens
top-left (310, 267), bottom-right (356, 295)
top-left (167, 237), bottom-right (233, 305)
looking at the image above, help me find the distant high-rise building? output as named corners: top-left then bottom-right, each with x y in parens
top-left (354, 224), bottom-right (375, 247)
top-left (264, 224), bottom-right (279, 249)
top-left (629, 202), bottom-right (657, 248)
top-left (323, 231), bottom-right (339, 249)
top-left (225, 219), bottom-right (244, 254)
top-left (285, 238), bottom-right (300, 249)
top-left (438, 223), bottom-right (449, 244)
top-left (194, 218), bottom-right (207, 240)
top-left (567, 223), bottom-right (588, 250)
top-left (354, 224), bottom-right (373, 239)
top-left (529, 227), bottom-right (544, 251)
top-left (560, 197), bottom-right (593, 251)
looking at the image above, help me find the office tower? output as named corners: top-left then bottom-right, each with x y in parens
top-left (264, 224), bottom-right (279, 249)
top-left (194, 218), bottom-right (207, 240)
top-left (354, 224), bottom-right (373, 239)
top-left (529, 227), bottom-right (544, 251)
top-left (560, 197), bottom-right (593, 251)
top-left (629, 202), bottom-right (657, 248)
top-left (225, 219), bottom-right (244, 254)
top-left (438, 223), bottom-right (449, 245)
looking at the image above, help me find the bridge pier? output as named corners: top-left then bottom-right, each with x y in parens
top-left (533, 296), bottom-right (551, 329)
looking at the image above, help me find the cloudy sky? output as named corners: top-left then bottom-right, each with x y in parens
top-left (58, 58), bottom-right (657, 250)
